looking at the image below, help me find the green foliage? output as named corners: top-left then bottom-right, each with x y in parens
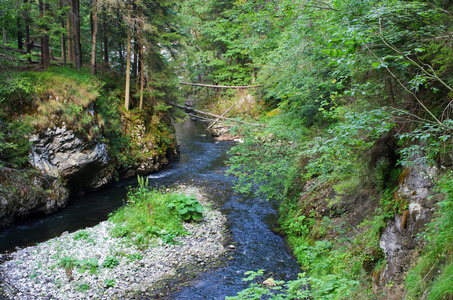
top-left (109, 187), bottom-right (189, 248)
top-left (405, 171), bottom-right (453, 300)
top-left (294, 240), bottom-right (332, 272)
top-left (76, 258), bottom-right (99, 274)
top-left (397, 119), bottom-right (453, 167)
top-left (73, 231), bottom-right (90, 241)
top-left (281, 215), bottom-right (312, 237)
top-left (75, 283), bottom-right (91, 291)
top-left (95, 90), bottom-right (134, 169)
top-left (59, 256), bottom-right (76, 271)
top-left (0, 67), bottom-right (103, 140)
top-left (226, 116), bottom-right (304, 200)
top-left (181, 0), bottom-right (453, 299)
top-left (126, 253), bottom-right (143, 261)
top-left (302, 108), bottom-right (395, 182)
top-left (102, 256), bottom-right (120, 269)
top-left (58, 256), bottom-right (101, 278)
top-left (105, 278), bottom-right (116, 288)
top-left (0, 72), bottom-right (35, 104)
top-left (21, 67), bottom-right (101, 107)
top-left (226, 269), bottom-right (359, 299)
top-left (167, 193), bottom-right (204, 221)
top-left (0, 114), bottom-right (33, 167)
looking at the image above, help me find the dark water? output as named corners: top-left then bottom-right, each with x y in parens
top-left (0, 119), bottom-right (301, 299)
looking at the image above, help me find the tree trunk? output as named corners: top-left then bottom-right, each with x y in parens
top-left (133, 36), bottom-right (139, 79)
top-left (139, 45), bottom-right (144, 110)
top-left (66, 0), bottom-right (72, 64)
top-left (24, 0), bottom-right (31, 63)
top-left (131, 2), bottom-right (138, 79)
top-left (179, 82), bottom-right (263, 89)
top-left (17, 16), bottom-right (23, 50)
top-left (172, 104), bottom-right (265, 127)
top-left (39, 0), bottom-right (50, 70)
top-left (119, 42), bottom-right (124, 74)
top-left (103, 11), bottom-right (109, 70)
top-left (3, 29), bottom-right (7, 44)
top-left (60, 0), bottom-right (66, 65)
top-left (90, 0), bottom-right (98, 75)
top-left (137, 40), bottom-right (142, 80)
top-left (72, 0), bottom-right (82, 70)
top-left (124, 0), bottom-right (131, 111)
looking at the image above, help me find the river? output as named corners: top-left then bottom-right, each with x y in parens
top-left (0, 119), bottom-right (301, 299)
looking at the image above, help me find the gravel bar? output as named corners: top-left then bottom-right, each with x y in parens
top-left (0, 186), bottom-right (228, 299)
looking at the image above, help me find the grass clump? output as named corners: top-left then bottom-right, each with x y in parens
top-left (109, 176), bottom-right (203, 248)
top-left (0, 67), bottom-right (102, 136)
top-left (73, 231), bottom-right (90, 241)
top-left (102, 256), bottom-right (120, 268)
top-left (21, 66), bottom-right (101, 108)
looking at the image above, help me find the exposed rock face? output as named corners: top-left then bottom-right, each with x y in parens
top-left (0, 112), bottom-right (177, 228)
top-left (0, 169), bottom-right (69, 227)
top-left (29, 126), bottom-right (112, 193)
top-left (27, 125), bottom-right (112, 214)
top-left (379, 162), bottom-right (438, 284)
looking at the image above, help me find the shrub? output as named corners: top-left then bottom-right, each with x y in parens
top-left (225, 269), bottom-right (359, 299)
top-left (102, 256), bottom-right (120, 268)
top-left (73, 231), bottom-right (90, 241)
top-left (167, 193), bottom-right (204, 221)
top-left (105, 279), bottom-right (115, 288)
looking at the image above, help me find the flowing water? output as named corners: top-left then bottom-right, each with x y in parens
top-left (0, 119), bottom-right (301, 299)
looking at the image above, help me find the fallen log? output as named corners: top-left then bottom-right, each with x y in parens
top-left (208, 101), bottom-right (237, 129)
top-left (180, 82), bottom-right (263, 89)
top-left (172, 103), bottom-right (265, 127)
top-left (186, 113), bottom-right (216, 123)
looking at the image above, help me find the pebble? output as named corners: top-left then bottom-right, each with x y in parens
top-left (0, 186), bottom-right (228, 299)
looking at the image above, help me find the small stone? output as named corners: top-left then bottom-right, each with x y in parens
top-left (263, 278), bottom-right (276, 287)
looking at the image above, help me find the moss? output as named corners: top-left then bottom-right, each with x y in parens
top-left (116, 108), bottom-right (176, 175)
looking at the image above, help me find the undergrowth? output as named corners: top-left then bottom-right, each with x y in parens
top-left (226, 108), bottom-right (410, 299)
top-left (108, 177), bottom-right (203, 249)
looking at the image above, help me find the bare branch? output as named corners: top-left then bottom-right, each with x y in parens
top-left (365, 44), bottom-right (442, 125)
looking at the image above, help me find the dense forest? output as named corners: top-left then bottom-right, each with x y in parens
top-left (1, 0), bottom-right (453, 299)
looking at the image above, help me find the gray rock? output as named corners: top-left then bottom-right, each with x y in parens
top-left (30, 126), bottom-right (111, 194)
top-left (379, 161), bottom-right (438, 284)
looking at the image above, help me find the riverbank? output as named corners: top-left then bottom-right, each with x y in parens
top-left (0, 67), bottom-right (178, 229)
top-left (0, 186), bottom-right (228, 299)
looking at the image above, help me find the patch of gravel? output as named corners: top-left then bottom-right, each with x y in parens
top-left (0, 186), bottom-right (228, 299)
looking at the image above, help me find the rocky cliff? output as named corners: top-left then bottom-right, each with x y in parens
top-left (0, 113), bottom-right (177, 229)
top-left (29, 126), bottom-right (112, 195)
top-left (378, 162), bottom-right (439, 288)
